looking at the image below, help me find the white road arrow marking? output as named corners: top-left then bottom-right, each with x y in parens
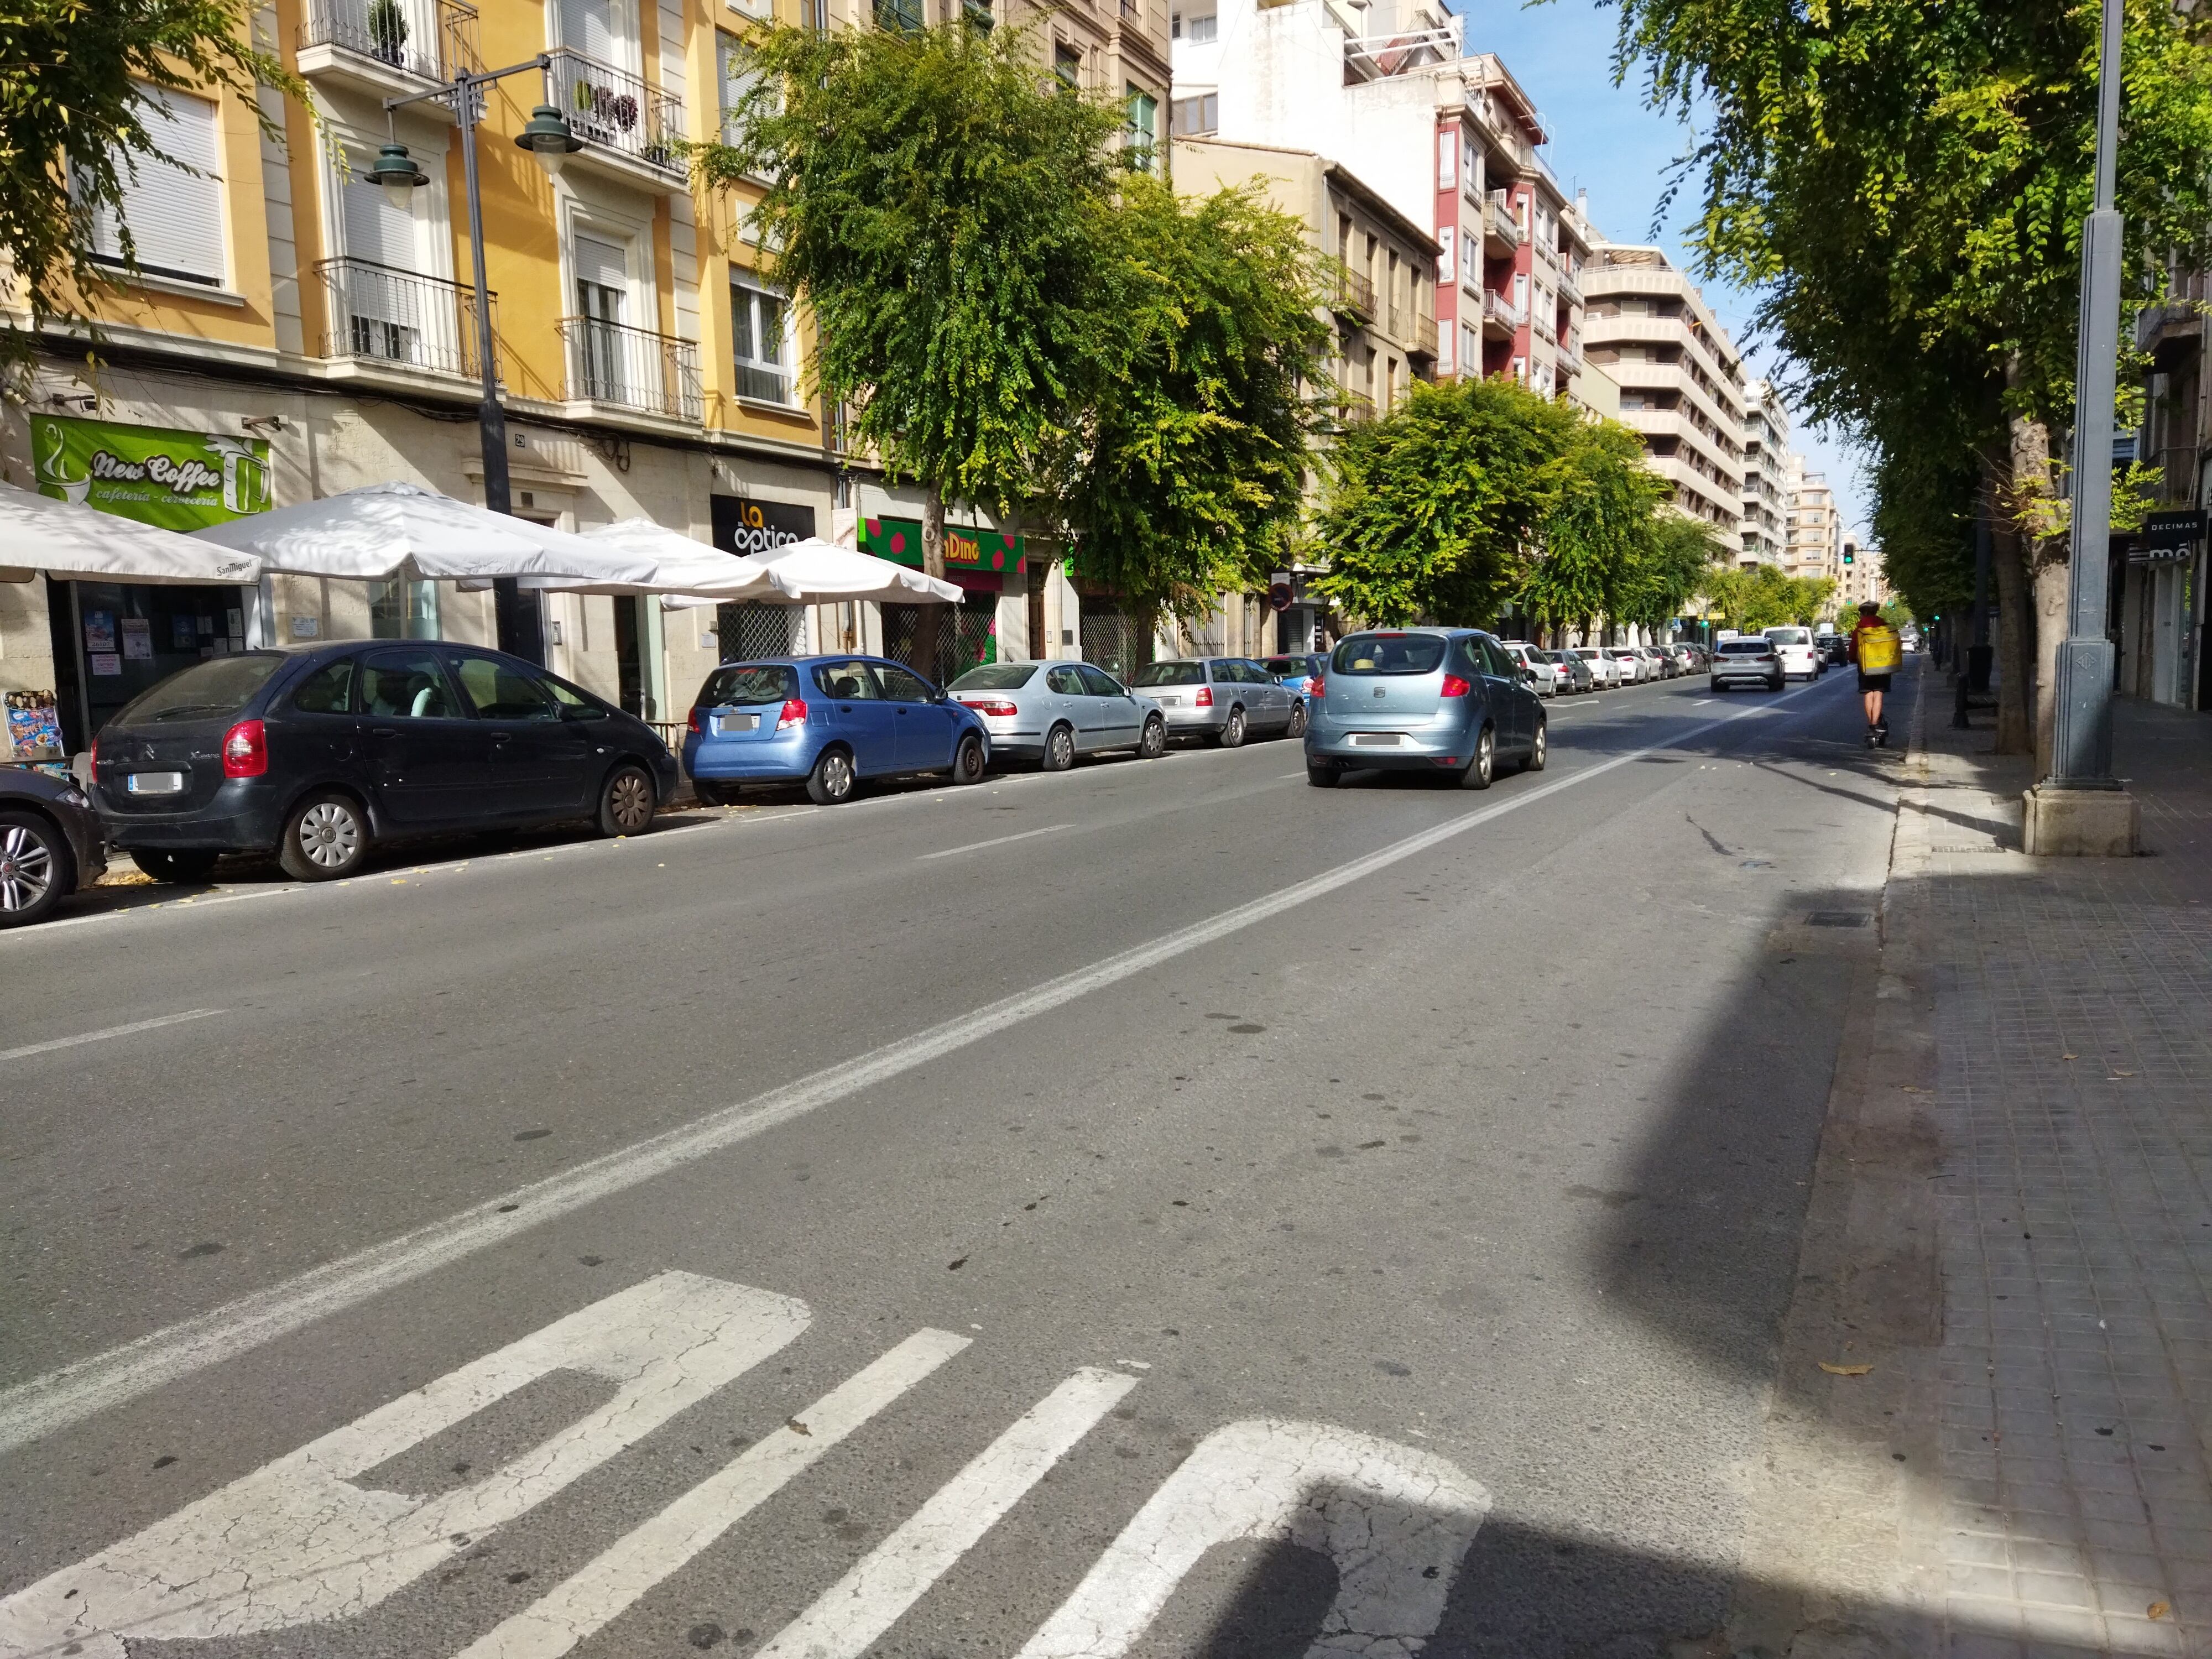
top-left (754, 1366), bottom-right (1139, 1659)
top-left (0, 1274), bottom-right (806, 1659)
top-left (1015, 1419), bottom-right (1490, 1659)
top-left (451, 1327), bottom-right (971, 1659)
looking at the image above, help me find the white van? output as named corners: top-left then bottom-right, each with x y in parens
top-left (1761, 625), bottom-right (1822, 681)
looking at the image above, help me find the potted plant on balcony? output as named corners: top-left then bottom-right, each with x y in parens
top-left (367, 0), bottom-right (408, 66)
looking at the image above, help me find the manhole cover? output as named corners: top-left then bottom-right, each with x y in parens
top-left (1806, 911), bottom-right (1874, 928)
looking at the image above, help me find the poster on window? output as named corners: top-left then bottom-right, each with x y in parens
top-left (90, 653), bottom-right (123, 677)
top-left (121, 618), bottom-right (154, 661)
top-left (83, 611), bottom-right (117, 652)
top-left (30, 413), bottom-right (271, 535)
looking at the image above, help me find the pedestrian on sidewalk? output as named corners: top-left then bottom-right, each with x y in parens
top-left (1846, 601), bottom-right (1897, 744)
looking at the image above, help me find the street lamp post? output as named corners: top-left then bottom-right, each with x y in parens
top-left (369, 59), bottom-right (579, 663)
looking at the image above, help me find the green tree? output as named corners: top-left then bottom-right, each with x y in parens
top-left (1, 0), bottom-right (304, 379)
top-left (1519, 418), bottom-right (1669, 641)
top-left (1055, 177), bottom-right (1327, 626)
top-left (1313, 375), bottom-right (1587, 626)
top-left (1618, 510), bottom-right (1728, 632)
top-left (695, 17), bottom-right (1124, 580)
top-left (1613, 0), bottom-right (2212, 762)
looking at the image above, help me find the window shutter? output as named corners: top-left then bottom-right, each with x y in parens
top-left (573, 234), bottom-right (628, 302)
top-left (556, 0), bottom-right (618, 62)
top-left (342, 158), bottom-right (415, 268)
top-left (91, 85), bottom-right (226, 285)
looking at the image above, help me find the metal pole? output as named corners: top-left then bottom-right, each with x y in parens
top-left (2047, 0), bottom-right (2124, 785)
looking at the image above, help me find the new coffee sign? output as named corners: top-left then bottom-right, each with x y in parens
top-left (32, 415), bottom-right (270, 530)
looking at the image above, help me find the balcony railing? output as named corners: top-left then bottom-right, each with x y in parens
top-left (544, 48), bottom-right (686, 178)
top-left (1408, 312), bottom-right (1438, 357)
top-left (299, 0), bottom-right (476, 80)
top-left (1558, 267), bottom-right (1582, 306)
top-left (317, 258), bottom-right (490, 379)
top-left (1483, 288), bottom-right (1526, 331)
top-left (1331, 267), bottom-right (1376, 322)
top-left (2150, 444), bottom-right (2199, 505)
top-left (1340, 389), bottom-right (1376, 424)
top-left (1484, 191), bottom-right (1521, 251)
top-left (559, 315), bottom-right (702, 421)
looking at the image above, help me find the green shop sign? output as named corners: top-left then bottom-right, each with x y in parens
top-left (858, 516), bottom-right (1025, 577)
top-left (31, 414), bottom-right (270, 530)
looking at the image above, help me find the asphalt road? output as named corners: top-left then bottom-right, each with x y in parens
top-left (0, 661), bottom-right (1917, 1659)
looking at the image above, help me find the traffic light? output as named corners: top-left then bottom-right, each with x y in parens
top-left (1843, 547), bottom-right (1855, 565)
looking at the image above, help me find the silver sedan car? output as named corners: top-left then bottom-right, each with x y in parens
top-left (1130, 658), bottom-right (1303, 746)
top-left (945, 660), bottom-right (1167, 770)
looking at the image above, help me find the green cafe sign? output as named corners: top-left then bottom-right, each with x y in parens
top-left (32, 414), bottom-right (270, 530)
top-left (858, 516), bottom-right (1025, 577)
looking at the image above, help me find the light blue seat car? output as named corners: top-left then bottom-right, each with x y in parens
top-left (1304, 628), bottom-right (1546, 790)
top-left (683, 655), bottom-right (990, 805)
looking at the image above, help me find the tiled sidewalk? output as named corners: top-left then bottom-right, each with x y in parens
top-left (1891, 685), bottom-right (2212, 1655)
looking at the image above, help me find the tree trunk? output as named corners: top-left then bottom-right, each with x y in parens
top-left (917, 484), bottom-right (948, 682)
top-left (2005, 411), bottom-right (2070, 776)
top-left (1989, 520), bottom-right (2033, 756)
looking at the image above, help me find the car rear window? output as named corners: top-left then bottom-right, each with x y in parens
top-left (1720, 640), bottom-right (1772, 656)
top-left (112, 653), bottom-right (286, 724)
top-left (1134, 661), bottom-right (1205, 687)
top-left (699, 664), bottom-right (799, 706)
top-left (1767, 629), bottom-right (1811, 644)
top-left (949, 663), bottom-right (1039, 692)
top-left (1332, 635), bottom-right (1447, 676)
top-left (1262, 658), bottom-right (1310, 677)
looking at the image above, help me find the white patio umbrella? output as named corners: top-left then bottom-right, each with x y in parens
top-left (192, 482), bottom-right (657, 586)
top-left (729, 538), bottom-right (965, 606)
top-left (0, 482), bottom-right (265, 585)
top-left (519, 518), bottom-right (774, 601)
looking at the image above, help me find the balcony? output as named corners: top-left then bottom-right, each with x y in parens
top-left (1407, 311), bottom-right (1438, 358)
top-left (1331, 266), bottom-right (1376, 324)
top-left (2150, 444), bottom-right (2199, 505)
top-left (317, 258), bottom-right (491, 384)
top-left (559, 315), bottom-right (702, 423)
top-left (1557, 267), bottom-right (1582, 306)
top-left (1530, 307), bottom-right (1556, 345)
top-left (1481, 286), bottom-right (1525, 339)
top-left (1339, 389), bottom-right (1376, 424)
top-left (1483, 191), bottom-right (1520, 257)
top-left (299, 0), bottom-right (478, 101)
top-left (544, 48), bottom-right (686, 190)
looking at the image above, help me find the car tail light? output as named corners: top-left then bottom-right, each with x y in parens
top-left (776, 698), bottom-right (807, 732)
top-left (1440, 674), bottom-right (1471, 698)
top-left (89, 735), bottom-right (99, 773)
top-left (1307, 676), bottom-right (1323, 697)
top-left (221, 718), bottom-right (268, 779)
top-left (960, 698), bottom-right (1018, 717)
top-left (687, 707), bottom-right (704, 734)
top-left (1195, 686), bottom-right (1214, 707)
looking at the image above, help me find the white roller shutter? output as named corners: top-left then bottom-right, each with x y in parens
top-left (342, 159), bottom-right (416, 268)
top-left (555, 0), bottom-right (619, 64)
top-left (90, 84), bottom-right (225, 286)
top-left (572, 234), bottom-right (628, 310)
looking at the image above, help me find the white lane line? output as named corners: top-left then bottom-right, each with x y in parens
top-left (454, 1328), bottom-right (972, 1659)
top-left (754, 1367), bottom-right (1137, 1659)
top-left (0, 677), bottom-right (1829, 1457)
top-left (915, 823), bottom-right (1072, 860)
top-left (0, 1008), bottom-right (224, 1063)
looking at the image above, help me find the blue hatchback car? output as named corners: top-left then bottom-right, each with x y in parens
top-left (1304, 628), bottom-right (1546, 790)
top-left (682, 655), bottom-right (992, 805)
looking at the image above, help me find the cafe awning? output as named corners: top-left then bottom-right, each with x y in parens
top-left (520, 518), bottom-right (776, 601)
top-left (724, 538), bottom-right (966, 606)
top-left (191, 482), bottom-right (657, 586)
top-left (0, 482), bottom-right (265, 586)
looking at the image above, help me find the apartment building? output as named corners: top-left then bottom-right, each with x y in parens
top-left (1739, 378), bottom-right (1790, 567)
top-left (4, 0), bottom-right (1171, 754)
top-left (1786, 462), bottom-right (1841, 584)
top-left (1579, 241), bottom-right (1746, 533)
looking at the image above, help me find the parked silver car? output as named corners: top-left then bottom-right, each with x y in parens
top-left (1130, 658), bottom-right (1303, 746)
top-left (1306, 628), bottom-right (1546, 789)
top-left (945, 660), bottom-right (1167, 770)
top-left (1547, 648), bottom-right (1597, 693)
top-left (1499, 641), bottom-right (1564, 697)
top-left (1710, 635), bottom-right (1786, 691)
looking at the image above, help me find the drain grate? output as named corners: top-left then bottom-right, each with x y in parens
top-left (1806, 911), bottom-right (1874, 928)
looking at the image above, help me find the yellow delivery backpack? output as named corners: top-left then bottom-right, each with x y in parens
top-left (1856, 624), bottom-right (1901, 675)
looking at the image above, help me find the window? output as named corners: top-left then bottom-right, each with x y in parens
top-left (1171, 9), bottom-right (1181, 34)
top-left (1046, 666), bottom-right (1085, 695)
top-left (812, 660), bottom-right (881, 699)
top-left (1436, 227), bottom-right (1453, 285)
top-left (1331, 635), bottom-right (1446, 676)
top-left (1184, 9), bottom-right (1215, 39)
top-left (1055, 41), bottom-right (1082, 87)
top-left (291, 658), bottom-right (357, 716)
top-left (1170, 93), bottom-right (1217, 135)
top-left (1076, 664), bottom-right (1124, 696)
top-left (369, 577), bottom-right (439, 639)
top-left (962, 0), bottom-right (992, 32)
top-left (874, 0), bottom-right (922, 29)
top-left (874, 662), bottom-right (935, 702)
top-left (717, 32), bottom-right (764, 144)
top-left (572, 232), bottom-right (630, 402)
top-left (360, 650), bottom-right (459, 719)
top-left (1126, 86), bottom-right (1159, 173)
top-left (544, 675), bottom-right (609, 718)
top-left (700, 664), bottom-right (799, 706)
top-left (1133, 661), bottom-right (1204, 687)
top-left (85, 84), bottom-right (226, 287)
top-left (555, 0), bottom-right (626, 65)
top-left (453, 653), bottom-right (561, 721)
top-left (731, 279), bottom-right (792, 404)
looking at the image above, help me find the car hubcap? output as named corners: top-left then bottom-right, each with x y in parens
top-left (299, 803), bottom-right (360, 870)
top-left (1535, 726), bottom-right (1546, 764)
top-left (611, 773), bottom-right (651, 830)
top-left (827, 755), bottom-right (852, 797)
top-left (1478, 734), bottom-right (1493, 780)
top-left (0, 826), bottom-right (54, 911)
top-left (961, 741), bottom-right (982, 780)
top-left (1052, 732), bottom-right (1072, 766)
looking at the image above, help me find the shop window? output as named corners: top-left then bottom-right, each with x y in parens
top-left (83, 84), bottom-right (226, 288)
top-left (731, 278), bottom-right (793, 404)
top-left (369, 577), bottom-right (439, 639)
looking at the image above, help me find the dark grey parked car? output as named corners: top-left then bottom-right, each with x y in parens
top-left (1, 765), bottom-right (107, 927)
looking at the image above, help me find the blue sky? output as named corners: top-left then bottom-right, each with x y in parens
top-left (1453, 0), bottom-right (1874, 541)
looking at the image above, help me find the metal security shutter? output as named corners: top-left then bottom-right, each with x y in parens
top-left (91, 85), bottom-right (225, 285)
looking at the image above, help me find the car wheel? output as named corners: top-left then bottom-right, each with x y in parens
top-left (598, 763), bottom-right (656, 837)
top-left (1768, 675), bottom-right (1784, 692)
top-left (1136, 717), bottom-right (1167, 760)
top-left (1460, 726), bottom-right (1495, 790)
top-left (948, 732), bottom-right (987, 785)
top-left (1526, 718), bottom-right (1548, 773)
top-left (279, 793), bottom-right (369, 881)
top-left (693, 780), bottom-right (726, 807)
top-left (806, 746), bottom-right (857, 805)
top-left (0, 811), bottom-right (70, 928)
top-left (1041, 723), bottom-right (1076, 773)
top-left (1217, 706), bottom-right (1248, 748)
top-left (133, 848), bottom-right (220, 884)
top-left (1287, 701), bottom-right (1309, 738)
top-left (1306, 763), bottom-right (1341, 789)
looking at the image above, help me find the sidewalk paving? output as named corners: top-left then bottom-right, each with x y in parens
top-left (1887, 677), bottom-right (2212, 1656)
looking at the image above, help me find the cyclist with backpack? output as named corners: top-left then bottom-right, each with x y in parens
top-left (1846, 601), bottom-right (1901, 745)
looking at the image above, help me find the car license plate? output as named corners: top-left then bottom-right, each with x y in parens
top-left (1349, 733), bottom-right (1402, 747)
top-left (714, 713), bottom-right (759, 734)
top-left (126, 771), bottom-right (186, 795)
top-left (1155, 695), bottom-right (1181, 707)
